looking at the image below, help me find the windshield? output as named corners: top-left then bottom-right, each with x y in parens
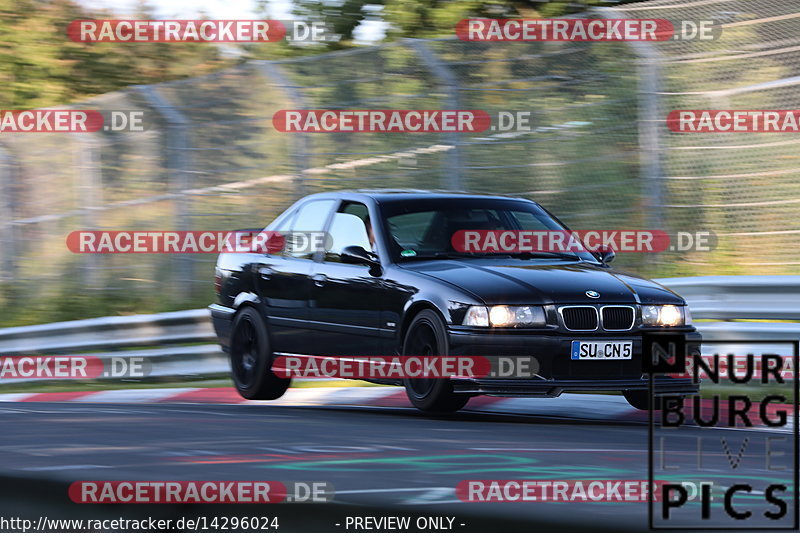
top-left (380, 198), bottom-right (599, 263)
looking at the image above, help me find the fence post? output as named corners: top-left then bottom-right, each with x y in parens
top-left (136, 85), bottom-right (192, 297)
top-left (0, 145), bottom-right (17, 282)
top-left (254, 61), bottom-right (309, 199)
top-left (406, 39), bottom-right (464, 191)
top-left (72, 134), bottom-right (104, 288)
top-left (597, 7), bottom-right (665, 233)
top-left (636, 46), bottom-right (665, 232)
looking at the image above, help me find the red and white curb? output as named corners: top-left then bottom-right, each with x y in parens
top-left (0, 387), bottom-right (792, 431)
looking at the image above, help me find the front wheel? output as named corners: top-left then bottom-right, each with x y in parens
top-left (402, 310), bottom-right (470, 413)
top-left (229, 307), bottom-right (290, 400)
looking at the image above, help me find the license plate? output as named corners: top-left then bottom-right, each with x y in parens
top-left (571, 340), bottom-right (633, 360)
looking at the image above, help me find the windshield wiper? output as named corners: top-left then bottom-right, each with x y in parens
top-left (400, 252), bottom-right (473, 261)
top-left (400, 251), bottom-right (581, 261)
top-left (400, 252), bottom-right (499, 261)
top-left (501, 251), bottom-right (582, 261)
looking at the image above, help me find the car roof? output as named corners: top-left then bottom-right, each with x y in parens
top-left (299, 189), bottom-right (531, 203)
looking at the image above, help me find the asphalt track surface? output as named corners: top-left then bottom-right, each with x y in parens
top-left (0, 397), bottom-right (795, 532)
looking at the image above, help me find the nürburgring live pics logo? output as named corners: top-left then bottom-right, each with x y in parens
top-left (645, 333), bottom-right (799, 529)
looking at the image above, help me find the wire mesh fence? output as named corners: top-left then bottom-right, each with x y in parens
top-left (0, 0), bottom-right (797, 326)
top-left (616, 0), bottom-right (800, 276)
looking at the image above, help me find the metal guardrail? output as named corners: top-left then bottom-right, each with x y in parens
top-left (657, 275), bottom-right (800, 322)
top-left (0, 309), bottom-right (214, 354)
top-left (0, 310), bottom-right (225, 381)
top-left (0, 276), bottom-right (797, 382)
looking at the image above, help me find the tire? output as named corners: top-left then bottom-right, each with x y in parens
top-left (402, 309), bottom-right (470, 413)
top-left (623, 390), bottom-right (669, 411)
top-left (229, 307), bottom-right (290, 400)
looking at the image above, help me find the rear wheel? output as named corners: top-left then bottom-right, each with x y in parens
top-left (402, 310), bottom-right (469, 413)
top-left (230, 307), bottom-right (290, 400)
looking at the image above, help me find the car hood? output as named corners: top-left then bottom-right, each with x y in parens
top-left (402, 260), bottom-right (684, 306)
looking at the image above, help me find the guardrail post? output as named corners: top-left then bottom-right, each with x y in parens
top-left (136, 85), bottom-right (192, 297)
top-left (406, 39), bottom-right (464, 191)
top-left (254, 61), bottom-right (309, 199)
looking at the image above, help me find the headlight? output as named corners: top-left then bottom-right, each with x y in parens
top-left (641, 305), bottom-right (689, 326)
top-left (463, 305), bottom-right (546, 327)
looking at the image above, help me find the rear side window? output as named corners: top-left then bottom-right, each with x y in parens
top-left (287, 199), bottom-right (335, 259)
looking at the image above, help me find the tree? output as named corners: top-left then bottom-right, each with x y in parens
top-left (0, 0), bottom-right (233, 109)
top-left (273, 0), bottom-right (650, 52)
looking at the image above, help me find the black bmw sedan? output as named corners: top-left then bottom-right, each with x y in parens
top-left (210, 190), bottom-right (699, 413)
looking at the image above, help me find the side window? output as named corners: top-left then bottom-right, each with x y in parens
top-left (325, 202), bottom-right (373, 263)
top-left (287, 199), bottom-right (335, 260)
top-left (341, 202), bottom-right (369, 221)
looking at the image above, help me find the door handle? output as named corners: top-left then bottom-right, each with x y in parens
top-left (258, 267), bottom-right (273, 280)
top-left (312, 274), bottom-right (327, 287)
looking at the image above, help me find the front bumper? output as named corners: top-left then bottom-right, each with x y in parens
top-left (447, 326), bottom-right (701, 397)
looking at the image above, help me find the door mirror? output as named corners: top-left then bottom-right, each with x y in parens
top-left (599, 248), bottom-right (616, 264)
top-left (341, 245), bottom-right (379, 267)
